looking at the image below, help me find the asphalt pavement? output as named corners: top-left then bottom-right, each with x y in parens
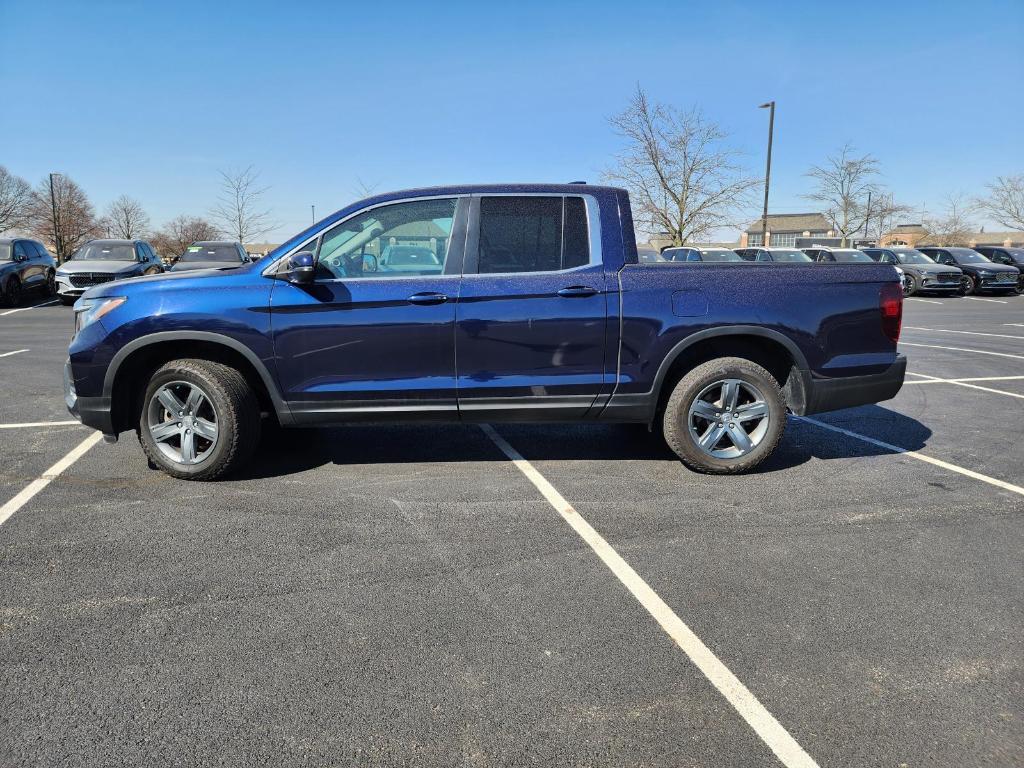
top-left (0, 291), bottom-right (1021, 767)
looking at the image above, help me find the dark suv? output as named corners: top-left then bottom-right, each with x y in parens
top-left (0, 237), bottom-right (57, 306)
top-left (972, 246), bottom-right (1024, 293)
top-left (916, 246), bottom-right (1019, 295)
top-left (861, 247), bottom-right (962, 296)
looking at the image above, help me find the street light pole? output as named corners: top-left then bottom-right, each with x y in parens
top-left (758, 101), bottom-right (775, 247)
top-left (48, 173), bottom-right (62, 263)
top-left (311, 205), bottom-right (316, 224)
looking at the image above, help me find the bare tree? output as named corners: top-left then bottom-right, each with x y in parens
top-left (974, 174), bottom-right (1024, 231)
top-left (804, 143), bottom-right (880, 246)
top-left (210, 166), bottom-right (276, 243)
top-left (101, 195), bottom-right (150, 239)
top-left (27, 173), bottom-right (100, 262)
top-left (868, 192), bottom-right (915, 241)
top-left (151, 215), bottom-right (221, 259)
top-left (603, 86), bottom-right (758, 246)
top-left (922, 194), bottom-right (975, 246)
top-left (0, 166), bottom-right (33, 234)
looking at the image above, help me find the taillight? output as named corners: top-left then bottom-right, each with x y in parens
top-left (880, 283), bottom-right (903, 343)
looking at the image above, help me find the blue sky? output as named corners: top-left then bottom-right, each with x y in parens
top-left (3, 0), bottom-right (1022, 242)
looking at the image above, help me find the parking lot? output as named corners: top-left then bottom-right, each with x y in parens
top-left (1, 293), bottom-right (1021, 767)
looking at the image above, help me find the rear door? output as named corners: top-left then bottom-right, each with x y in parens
top-left (455, 194), bottom-right (609, 419)
top-left (13, 241), bottom-right (44, 290)
top-left (271, 196), bottom-right (468, 422)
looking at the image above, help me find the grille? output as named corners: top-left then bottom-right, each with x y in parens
top-left (936, 272), bottom-right (960, 283)
top-left (992, 272), bottom-right (1017, 283)
top-left (69, 272), bottom-right (116, 288)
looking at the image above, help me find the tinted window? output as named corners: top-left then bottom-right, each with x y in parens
top-left (179, 244), bottom-right (243, 263)
top-left (72, 243), bottom-right (135, 261)
top-left (478, 196), bottom-right (590, 274)
top-left (769, 249), bottom-right (812, 263)
top-left (317, 197), bottom-right (457, 279)
top-left (32, 242), bottom-right (49, 259)
top-left (13, 241), bottom-right (31, 260)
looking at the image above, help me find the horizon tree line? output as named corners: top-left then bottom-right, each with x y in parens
top-left (0, 165), bottom-right (278, 263)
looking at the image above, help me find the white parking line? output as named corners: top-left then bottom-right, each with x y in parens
top-left (0, 299), bottom-right (60, 316)
top-left (905, 298), bottom-right (943, 304)
top-left (899, 342), bottom-right (1024, 361)
top-left (964, 296), bottom-right (1008, 304)
top-left (0, 348), bottom-right (29, 358)
top-left (481, 424), bottom-right (819, 768)
top-left (904, 374), bottom-right (1024, 385)
top-left (899, 371), bottom-right (1024, 399)
top-left (905, 327), bottom-right (1024, 341)
top-left (0, 420), bottom-right (82, 429)
top-left (797, 417), bottom-right (1024, 498)
top-left (1004, 323), bottom-right (1024, 328)
top-left (0, 432), bottom-right (103, 528)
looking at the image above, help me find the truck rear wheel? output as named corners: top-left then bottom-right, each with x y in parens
top-left (662, 357), bottom-right (786, 474)
top-left (138, 359), bottom-right (260, 480)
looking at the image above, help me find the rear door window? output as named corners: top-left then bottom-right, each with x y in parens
top-left (477, 196), bottom-right (591, 274)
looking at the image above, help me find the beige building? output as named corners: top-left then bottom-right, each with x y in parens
top-left (740, 213), bottom-right (834, 247)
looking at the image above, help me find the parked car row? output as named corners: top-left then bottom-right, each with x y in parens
top-left (0, 238), bottom-right (255, 307)
top-left (645, 243), bottom-right (1023, 297)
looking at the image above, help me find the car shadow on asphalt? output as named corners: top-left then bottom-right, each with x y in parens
top-left (233, 404), bottom-right (932, 480)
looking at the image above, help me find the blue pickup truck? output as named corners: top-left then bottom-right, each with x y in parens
top-left (64, 184), bottom-right (906, 480)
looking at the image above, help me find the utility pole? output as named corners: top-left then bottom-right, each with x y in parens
top-left (863, 190), bottom-right (873, 245)
top-left (48, 173), bottom-right (62, 263)
top-left (758, 101), bottom-right (775, 247)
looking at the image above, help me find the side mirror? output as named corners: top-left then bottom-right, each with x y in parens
top-left (282, 251), bottom-right (315, 285)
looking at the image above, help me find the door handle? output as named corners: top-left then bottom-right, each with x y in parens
top-left (557, 285), bottom-right (598, 298)
top-left (407, 292), bottom-right (448, 305)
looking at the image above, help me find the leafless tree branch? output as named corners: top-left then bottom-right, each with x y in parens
top-left (0, 166), bottom-right (33, 234)
top-left (101, 195), bottom-right (150, 239)
top-left (602, 85), bottom-right (758, 246)
top-left (150, 215), bottom-right (222, 260)
top-left (974, 174), bottom-right (1024, 231)
top-left (803, 143), bottom-right (881, 245)
top-left (922, 194), bottom-right (975, 246)
top-left (210, 165), bottom-right (277, 243)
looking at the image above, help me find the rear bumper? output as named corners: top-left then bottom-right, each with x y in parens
top-left (803, 354), bottom-right (907, 415)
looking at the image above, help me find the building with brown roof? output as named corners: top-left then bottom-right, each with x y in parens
top-left (741, 213), bottom-right (834, 247)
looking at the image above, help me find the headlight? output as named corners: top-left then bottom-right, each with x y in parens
top-left (73, 296), bottom-right (126, 333)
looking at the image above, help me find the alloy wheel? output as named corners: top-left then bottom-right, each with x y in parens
top-left (146, 381), bottom-right (219, 465)
top-left (687, 378), bottom-right (770, 459)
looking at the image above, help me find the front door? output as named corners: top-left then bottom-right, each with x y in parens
top-left (455, 194), bottom-right (609, 420)
top-left (271, 196), bottom-right (468, 423)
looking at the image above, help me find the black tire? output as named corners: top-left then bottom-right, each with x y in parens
top-left (3, 277), bottom-right (22, 308)
top-left (59, 295), bottom-right (75, 306)
top-left (137, 358), bottom-right (260, 480)
top-left (662, 357), bottom-right (786, 475)
top-left (45, 270), bottom-right (56, 296)
top-left (960, 274), bottom-right (977, 295)
top-left (902, 274), bottom-right (917, 297)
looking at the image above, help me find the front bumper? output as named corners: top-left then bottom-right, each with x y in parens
top-left (803, 354), bottom-right (907, 415)
top-left (64, 359), bottom-right (114, 434)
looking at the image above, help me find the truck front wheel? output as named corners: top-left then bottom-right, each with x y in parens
top-left (663, 357), bottom-right (786, 474)
top-left (138, 359), bottom-right (261, 480)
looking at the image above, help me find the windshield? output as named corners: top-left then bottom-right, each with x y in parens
top-left (71, 242), bottom-right (136, 261)
top-left (950, 249), bottom-right (989, 264)
top-left (893, 249), bottom-right (935, 265)
top-left (833, 250), bottom-right (874, 263)
top-left (637, 248), bottom-right (663, 263)
top-left (700, 249), bottom-right (744, 262)
top-left (769, 249), bottom-right (812, 262)
top-left (0, 243), bottom-right (10, 261)
top-left (179, 245), bottom-right (239, 263)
